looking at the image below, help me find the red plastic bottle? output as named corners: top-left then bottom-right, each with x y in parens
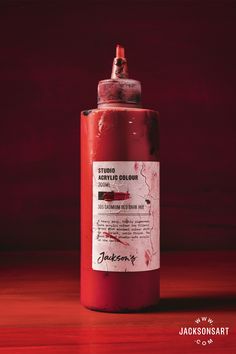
top-left (80, 45), bottom-right (160, 312)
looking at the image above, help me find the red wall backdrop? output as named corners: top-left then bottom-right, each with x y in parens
top-left (0, 0), bottom-right (235, 251)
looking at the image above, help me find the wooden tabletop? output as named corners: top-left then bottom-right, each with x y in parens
top-left (0, 251), bottom-right (235, 353)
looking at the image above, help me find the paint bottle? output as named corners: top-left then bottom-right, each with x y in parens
top-left (80, 45), bottom-right (160, 312)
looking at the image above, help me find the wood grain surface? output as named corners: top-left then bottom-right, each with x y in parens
top-left (0, 251), bottom-right (235, 353)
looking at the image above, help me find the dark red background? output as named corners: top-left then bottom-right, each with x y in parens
top-left (0, 0), bottom-right (236, 251)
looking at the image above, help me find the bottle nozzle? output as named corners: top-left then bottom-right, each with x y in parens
top-left (116, 44), bottom-right (125, 58)
top-left (97, 45), bottom-right (141, 107)
top-left (111, 44), bottom-right (129, 79)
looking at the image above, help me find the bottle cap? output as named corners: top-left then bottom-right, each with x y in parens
top-left (97, 45), bottom-right (142, 107)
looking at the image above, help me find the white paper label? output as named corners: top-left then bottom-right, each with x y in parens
top-left (92, 161), bottom-right (160, 272)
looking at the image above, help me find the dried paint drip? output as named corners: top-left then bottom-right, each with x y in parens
top-left (145, 249), bottom-right (152, 266)
top-left (147, 114), bottom-right (159, 157)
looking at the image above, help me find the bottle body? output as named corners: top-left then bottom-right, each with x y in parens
top-left (80, 107), bottom-right (160, 312)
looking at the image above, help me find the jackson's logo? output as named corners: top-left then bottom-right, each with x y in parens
top-left (178, 316), bottom-right (229, 346)
top-left (97, 251), bottom-right (137, 266)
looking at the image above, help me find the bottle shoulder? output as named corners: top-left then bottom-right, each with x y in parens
top-left (81, 107), bottom-right (159, 116)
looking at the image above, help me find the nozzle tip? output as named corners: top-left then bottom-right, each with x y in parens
top-left (116, 44), bottom-right (125, 58)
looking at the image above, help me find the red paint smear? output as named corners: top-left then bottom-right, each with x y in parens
top-left (103, 232), bottom-right (129, 246)
top-left (145, 249), bottom-right (152, 266)
top-left (103, 191), bottom-right (130, 202)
